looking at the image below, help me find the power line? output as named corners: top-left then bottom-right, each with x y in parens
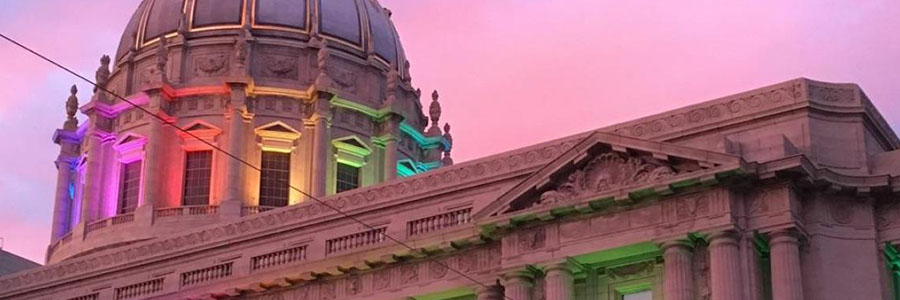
top-left (0, 33), bottom-right (513, 299)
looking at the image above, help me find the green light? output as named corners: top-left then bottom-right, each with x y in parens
top-left (410, 287), bottom-right (475, 300)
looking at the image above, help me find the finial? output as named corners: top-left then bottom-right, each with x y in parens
top-left (442, 151), bottom-right (454, 166)
top-left (428, 90), bottom-right (442, 131)
top-left (403, 61), bottom-right (411, 84)
top-left (65, 85), bottom-right (79, 128)
top-left (443, 123), bottom-right (452, 143)
top-left (154, 36), bottom-right (169, 84)
top-left (95, 55), bottom-right (111, 92)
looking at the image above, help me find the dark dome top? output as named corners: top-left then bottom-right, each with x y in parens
top-left (117, 0), bottom-right (406, 67)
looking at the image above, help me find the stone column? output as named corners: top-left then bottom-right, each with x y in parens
top-left (662, 240), bottom-right (694, 300)
top-left (223, 85), bottom-right (249, 213)
top-left (310, 93), bottom-right (331, 197)
top-left (769, 230), bottom-right (804, 300)
top-left (545, 262), bottom-right (574, 300)
top-left (50, 158), bottom-right (74, 240)
top-left (503, 270), bottom-right (534, 300)
top-left (383, 136), bottom-right (398, 181)
top-left (476, 284), bottom-right (504, 300)
top-left (708, 231), bottom-right (743, 300)
top-left (142, 96), bottom-right (166, 208)
top-left (80, 127), bottom-right (104, 222)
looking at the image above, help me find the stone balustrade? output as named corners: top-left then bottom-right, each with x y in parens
top-left (241, 205), bottom-right (279, 216)
top-left (326, 227), bottom-right (388, 255)
top-left (155, 205), bottom-right (219, 218)
top-left (407, 207), bottom-right (472, 236)
top-left (181, 262), bottom-right (233, 287)
top-left (114, 278), bottom-right (164, 300)
top-left (251, 245), bottom-right (308, 272)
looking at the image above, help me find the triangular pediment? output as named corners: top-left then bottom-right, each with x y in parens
top-left (474, 131), bottom-right (743, 218)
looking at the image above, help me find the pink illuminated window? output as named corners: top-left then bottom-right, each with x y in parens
top-left (182, 151), bottom-right (213, 206)
top-left (259, 151), bottom-right (290, 207)
top-left (119, 160), bottom-right (142, 214)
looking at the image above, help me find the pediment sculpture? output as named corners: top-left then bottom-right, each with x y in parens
top-left (537, 152), bottom-right (679, 207)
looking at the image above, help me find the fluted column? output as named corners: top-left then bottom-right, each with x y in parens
top-left (50, 159), bottom-right (74, 240)
top-left (708, 231), bottom-right (744, 300)
top-left (662, 240), bottom-right (694, 300)
top-left (503, 270), bottom-right (534, 300)
top-left (476, 284), bottom-right (504, 300)
top-left (545, 262), bottom-right (574, 300)
top-left (769, 230), bottom-right (804, 300)
top-left (310, 93), bottom-right (331, 197)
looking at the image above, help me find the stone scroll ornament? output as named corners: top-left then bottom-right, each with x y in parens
top-left (537, 152), bottom-right (677, 207)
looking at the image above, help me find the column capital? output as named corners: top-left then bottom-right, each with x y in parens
top-left (474, 283), bottom-right (504, 300)
top-left (503, 269), bottom-right (535, 283)
top-left (707, 230), bottom-right (741, 248)
top-left (768, 228), bottom-right (803, 246)
top-left (543, 260), bottom-right (574, 275)
top-left (659, 238), bottom-right (694, 252)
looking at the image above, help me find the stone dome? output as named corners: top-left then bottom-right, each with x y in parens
top-left (117, 0), bottom-right (406, 71)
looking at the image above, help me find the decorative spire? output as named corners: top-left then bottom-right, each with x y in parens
top-left (441, 123), bottom-right (453, 166)
top-left (65, 85), bottom-right (79, 129)
top-left (403, 61), bottom-right (412, 84)
top-left (427, 90), bottom-right (442, 135)
top-left (385, 63), bottom-right (400, 107)
top-left (94, 55), bottom-right (110, 93)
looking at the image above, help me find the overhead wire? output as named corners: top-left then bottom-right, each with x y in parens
top-left (0, 32), bottom-right (515, 299)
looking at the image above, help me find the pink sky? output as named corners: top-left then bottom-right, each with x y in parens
top-left (0, 0), bottom-right (898, 263)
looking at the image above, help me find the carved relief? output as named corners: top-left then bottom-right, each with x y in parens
top-left (345, 275), bottom-right (362, 296)
top-left (517, 227), bottom-right (546, 251)
top-left (400, 264), bottom-right (419, 285)
top-left (614, 82), bottom-right (801, 139)
top-left (878, 202), bottom-right (900, 230)
top-left (285, 286), bottom-right (309, 300)
top-left (538, 152), bottom-right (678, 207)
top-left (809, 85), bottom-right (855, 103)
top-left (429, 260), bottom-right (448, 279)
top-left (193, 54), bottom-right (228, 77)
top-left (457, 254), bottom-right (476, 273)
top-left (262, 55), bottom-right (298, 79)
top-left (320, 281), bottom-right (336, 300)
top-left (830, 200), bottom-right (854, 225)
top-left (675, 194), bottom-right (710, 220)
top-left (328, 66), bottom-right (358, 93)
top-left (373, 269), bottom-right (391, 290)
top-left (608, 261), bottom-right (654, 280)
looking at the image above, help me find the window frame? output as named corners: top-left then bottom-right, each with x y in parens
top-left (181, 150), bottom-right (214, 206)
top-left (335, 162), bottom-right (361, 193)
top-left (118, 160), bottom-right (143, 214)
top-left (259, 151), bottom-right (291, 207)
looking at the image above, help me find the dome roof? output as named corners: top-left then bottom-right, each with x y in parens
top-left (117, 0), bottom-right (406, 68)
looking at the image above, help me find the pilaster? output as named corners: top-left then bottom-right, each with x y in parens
top-left (310, 92), bottom-right (332, 197)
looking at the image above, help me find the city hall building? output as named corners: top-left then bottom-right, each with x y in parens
top-left (2, 1), bottom-right (900, 300)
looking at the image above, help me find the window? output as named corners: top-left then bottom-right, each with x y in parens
top-left (182, 151), bottom-right (213, 206)
top-left (623, 290), bottom-right (652, 300)
top-left (336, 163), bottom-right (360, 193)
top-left (259, 151), bottom-right (290, 207)
top-left (119, 160), bottom-right (142, 213)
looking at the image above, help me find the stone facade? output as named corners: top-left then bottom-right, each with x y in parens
top-left (3, 1), bottom-right (900, 300)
